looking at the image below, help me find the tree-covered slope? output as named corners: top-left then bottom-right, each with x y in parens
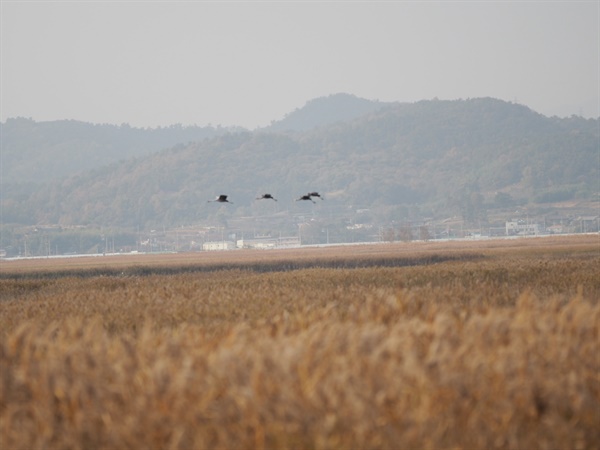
top-left (0, 118), bottom-right (242, 184)
top-left (2, 98), bottom-right (597, 229)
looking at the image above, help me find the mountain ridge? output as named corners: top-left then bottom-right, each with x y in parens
top-left (1, 96), bottom-right (598, 236)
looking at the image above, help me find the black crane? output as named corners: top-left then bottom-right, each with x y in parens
top-left (296, 194), bottom-right (316, 204)
top-left (208, 194), bottom-right (233, 204)
top-left (256, 194), bottom-right (277, 201)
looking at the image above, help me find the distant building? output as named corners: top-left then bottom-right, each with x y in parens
top-left (202, 241), bottom-right (236, 251)
top-left (237, 237), bottom-right (300, 249)
top-left (237, 238), bottom-right (277, 249)
top-left (505, 220), bottom-right (541, 236)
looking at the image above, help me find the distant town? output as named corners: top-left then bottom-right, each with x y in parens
top-left (3, 211), bottom-right (598, 260)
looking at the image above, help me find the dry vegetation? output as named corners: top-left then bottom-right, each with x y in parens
top-left (1, 235), bottom-right (599, 449)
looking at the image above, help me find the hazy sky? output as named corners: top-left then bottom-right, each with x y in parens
top-left (1, 1), bottom-right (598, 129)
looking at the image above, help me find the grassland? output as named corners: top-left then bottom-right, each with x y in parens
top-left (1, 235), bottom-right (599, 449)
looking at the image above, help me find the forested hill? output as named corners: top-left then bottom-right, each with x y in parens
top-left (1, 93), bottom-right (386, 184)
top-left (264, 93), bottom-right (392, 131)
top-left (2, 97), bottom-right (598, 229)
top-left (1, 118), bottom-right (243, 184)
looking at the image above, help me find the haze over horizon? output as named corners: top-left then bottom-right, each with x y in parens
top-left (1, 1), bottom-right (598, 129)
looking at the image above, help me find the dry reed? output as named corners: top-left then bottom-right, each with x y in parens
top-left (1, 236), bottom-right (599, 449)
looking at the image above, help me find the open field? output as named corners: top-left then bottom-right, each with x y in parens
top-left (1, 235), bottom-right (599, 449)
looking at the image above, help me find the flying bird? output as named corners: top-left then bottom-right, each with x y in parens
top-left (296, 194), bottom-right (316, 204)
top-left (208, 195), bottom-right (233, 204)
top-left (308, 192), bottom-right (324, 200)
top-left (256, 194), bottom-right (277, 201)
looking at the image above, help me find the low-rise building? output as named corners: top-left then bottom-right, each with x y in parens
top-left (202, 241), bottom-right (236, 251)
top-left (237, 237), bottom-right (300, 249)
top-left (505, 220), bottom-right (541, 236)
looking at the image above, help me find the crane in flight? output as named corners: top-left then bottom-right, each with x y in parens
top-left (296, 194), bottom-right (316, 204)
top-left (256, 193), bottom-right (277, 201)
top-left (208, 195), bottom-right (233, 204)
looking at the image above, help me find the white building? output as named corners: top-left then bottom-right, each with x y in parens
top-left (505, 220), bottom-right (540, 236)
top-left (237, 238), bottom-right (277, 249)
top-left (202, 241), bottom-right (236, 251)
top-left (236, 237), bottom-right (300, 249)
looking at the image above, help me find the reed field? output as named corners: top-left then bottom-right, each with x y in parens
top-left (1, 235), bottom-right (599, 449)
